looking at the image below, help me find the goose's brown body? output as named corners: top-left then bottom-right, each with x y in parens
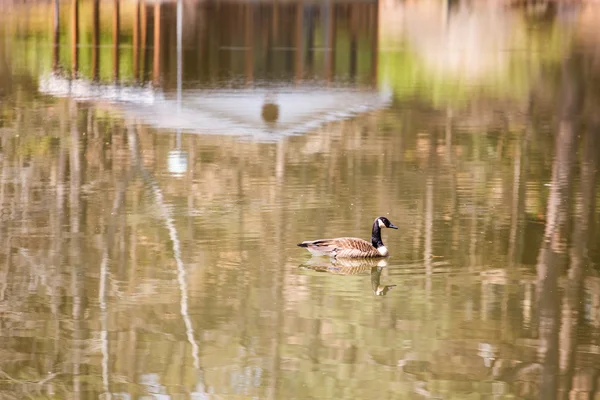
top-left (298, 237), bottom-right (385, 258)
top-left (297, 216), bottom-right (398, 258)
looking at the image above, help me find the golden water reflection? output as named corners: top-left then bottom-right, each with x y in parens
top-left (0, 1), bottom-right (600, 399)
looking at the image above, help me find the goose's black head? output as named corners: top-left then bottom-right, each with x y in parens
top-left (376, 216), bottom-right (398, 230)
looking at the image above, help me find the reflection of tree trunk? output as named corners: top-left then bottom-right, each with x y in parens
top-left (424, 131), bottom-right (436, 312)
top-left (99, 166), bottom-right (132, 398)
top-left (127, 121), bottom-right (204, 388)
top-left (267, 152), bottom-right (285, 400)
top-left (50, 141), bottom-right (67, 368)
top-left (69, 102), bottom-right (85, 400)
top-left (558, 125), bottom-right (599, 399)
top-left (508, 126), bottom-right (530, 266)
top-left (536, 58), bottom-right (581, 400)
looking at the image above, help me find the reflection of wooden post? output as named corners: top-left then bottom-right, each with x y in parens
top-left (306, 5), bottom-right (315, 72)
top-left (325, 2), bottom-right (336, 83)
top-left (53, 0), bottom-right (60, 71)
top-left (141, 3), bottom-right (147, 79)
top-left (113, 0), bottom-right (120, 81)
top-left (197, 4), bottom-right (207, 81)
top-left (133, 0), bottom-right (140, 80)
top-left (153, 2), bottom-right (162, 85)
top-left (295, 2), bottom-right (303, 83)
top-left (272, 1), bottom-right (279, 38)
top-left (245, 4), bottom-right (254, 85)
top-left (71, 0), bottom-right (79, 76)
top-left (371, 2), bottom-right (378, 87)
top-left (349, 4), bottom-right (357, 81)
top-left (92, 0), bottom-right (100, 80)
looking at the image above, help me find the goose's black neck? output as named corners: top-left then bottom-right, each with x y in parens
top-left (371, 220), bottom-right (384, 248)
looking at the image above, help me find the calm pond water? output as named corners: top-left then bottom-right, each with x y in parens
top-left (1, 0), bottom-right (600, 399)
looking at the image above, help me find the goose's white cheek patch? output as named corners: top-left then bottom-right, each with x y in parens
top-left (378, 219), bottom-right (386, 228)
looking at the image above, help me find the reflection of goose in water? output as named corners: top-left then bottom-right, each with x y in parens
top-left (299, 258), bottom-right (396, 296)
top-left (297, 216), bottom-right (398, 258)
top-left (371, 265), bottom-right (396, 296)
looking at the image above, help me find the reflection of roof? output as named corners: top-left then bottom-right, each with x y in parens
top-left (38, 74), bottom-right (392, 142)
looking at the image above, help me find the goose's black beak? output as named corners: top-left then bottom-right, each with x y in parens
top-left (389, 223), bottom-right (398, 229)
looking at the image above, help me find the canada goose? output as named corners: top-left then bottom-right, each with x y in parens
top-left (297, 216), bottom-right (398, 258)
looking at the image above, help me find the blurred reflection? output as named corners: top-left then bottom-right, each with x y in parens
top-left (370, 265), bottom-right (396, 296)
top-left (300, 257), bottom-right (395, 296)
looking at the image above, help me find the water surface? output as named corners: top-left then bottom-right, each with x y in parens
top-left (1, 1), bottom-right (600, 399)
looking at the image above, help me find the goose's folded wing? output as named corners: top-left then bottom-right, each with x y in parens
top-left (333, 238), bottom-right (379, 258)
top-left (300, 239), bottom-right (339, 253)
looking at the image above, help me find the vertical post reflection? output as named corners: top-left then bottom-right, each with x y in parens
top-left (245, 4), bottom-right (254, 85)
top-left (349, 4), bottom-right (357, 81)
top-left (71, 0), bottom-right (79, 77)
top-left (113, 0), bottom-right (120, 81)
top-left (92, 0), bottom-right (100, 81)
top-left (141, 3), bottom-right (148, 80)
top-left (325, 0), bottom-right (336, 84)
top-left (371, 2), bottom-right (378, 87)
top-left (53, 0), bottom-right (60, 71)
top-left (153, 2), bottom-right (162, 86)
top-left (176, 0), bottom-right (183, 149)
top-left (295, 2), bottom-right (303, 83)
top-left (272, 0), bottom-right (279, 38)
top-left (133, 0), bottom-right (141, 80)
top-left (177, 0), bottom-right (183, 109)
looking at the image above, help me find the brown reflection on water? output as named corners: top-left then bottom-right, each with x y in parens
top-left (40, 0), bottom-right (379, 85)
top-left (1, 1), bottom-right (600, 400)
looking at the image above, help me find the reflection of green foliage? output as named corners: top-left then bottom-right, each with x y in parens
top-left (3, 2), bottom-right (136, 83)
top-left (379, 16), bottom-right (569, 109)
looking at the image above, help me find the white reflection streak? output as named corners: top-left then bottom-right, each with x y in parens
top-left (151, 164), bottom-right (201, 370)
top-left (127, 121), bottom-right (201, 372)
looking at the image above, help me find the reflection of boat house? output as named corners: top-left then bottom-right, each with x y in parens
top-left (52, 0), bottom-right (379, 86)
top-left (43, 0), bottom-right (386, 141)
